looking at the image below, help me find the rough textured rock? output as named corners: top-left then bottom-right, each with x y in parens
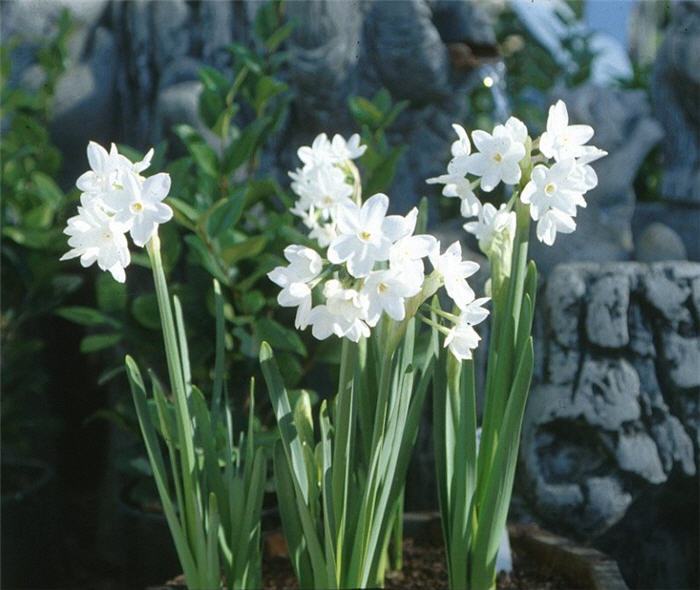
top-left (651, 1), bottom-right (700, 204)
top-left (530, 85), bottom-right (664, 274)
top-left (520, 261), bottom-right (699, 589)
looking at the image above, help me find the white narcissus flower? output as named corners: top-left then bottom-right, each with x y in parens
top-left (105, 170), bottom-right (173, 247)
top-left (60, 201), bottom-right (131, 283)
top-left (463, 203), bottom-right (516, 256)
top-left (569, 145), bottom-right (607, 191)
top-left (520, 160), bottom-right (587, 246)
top-left (450, 123), bottom-right (471, 158)
top-left (429, 241), bottom-right (480, 310)
top-left (389, 233), bottom-right (437, 278)
top-left (307, 280), bottom-right (370, 342)
top-left (426, 161), bottom-right (481, 218)
top-left (297, 133), bottom-right (334, 170)
top-left (327, 193), bottom-right (407, 278)
top-left (362, 267), bottom-right (423, 326)
top-left (290, 164), bottom-right (353, 219)
top-left (268, 245), bottom-right (323, 329)
top-left (330, 133), bottom-right (367, 161)
top-left (463, 122), bottom-right (526, 192)
top-left (75, 141), bottom-right (123, 196)
top-left (444, 297), bottom-right (490, 361)
top-left (427, 124), bottom-right (482, 218)
top-left (539, 100), bottom-right (596, 162)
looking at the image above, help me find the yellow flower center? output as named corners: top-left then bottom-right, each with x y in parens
top-left (377, 282), bottom-right (388, 293)
top-left (493, 153), bottom-right (503, 163)
top-left (360, 231), bottom-right (372, 241)
top-left (103, 232), bottom-right (112, 240)
top-left (545, 183), bottom-right (556, 195)
top-left (131, 201), bottom-right (144, 213)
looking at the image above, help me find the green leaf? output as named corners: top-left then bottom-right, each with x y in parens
top-left (222, 117), bottom-right (271, 174)
top-left (132, 294), bottom-right (161, 330)
top-left (255, 317), bottom-right (307, 356)
top-left (365, 145), bottom-right (407, 194)
top-left (56, 306), bottom-right (120, 328)
top-left (204, 192), bottom-right (246, 237)
top-left (253, 76), bottom-right (288, 113)
top-left (199, 88), bottom-right (225, 130)
top-left (198, 66), bottom-right (230, 95)
top-left (31, 171), bottom-right (64, 206)
top-left (96, 272), bottom-right (127, 313)
top-left (240, 290), bottom-right (266, 315)
top-left (189, 142), bottom-right (219, 178)
top-left (3, 226), bottom-right (53, 249)
top-left (265, 22), bottom-right (294, 53)
top-left (80, 332), bottom-right (122, 353)
top-left (173, 124), bottom-right (219, 178)
top-left (259, 342), bottom-right (310, 502)
top-left (220, 234), bottom-right (267, 267)
top-left (348, 96), bottom-right (384, 128)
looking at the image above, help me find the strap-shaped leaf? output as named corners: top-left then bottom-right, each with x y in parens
top-left (273, 441), bottom-right (326, 588)
top-left (319, 401), bottom-right (338, 585)
top-left (206, 492), bottom-right (221, 589)
top-left (470, 338), bottom-right (534, 590)
top-left (125, 356), bottom-right (198, 582)
top-left (260, 342), bottom-right (310, 503)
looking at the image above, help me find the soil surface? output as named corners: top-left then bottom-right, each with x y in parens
top-left (262, 535), bottom-right (574, 589)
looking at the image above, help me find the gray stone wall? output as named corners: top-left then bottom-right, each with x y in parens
top-left (520, 261), bottom-right (699, 588)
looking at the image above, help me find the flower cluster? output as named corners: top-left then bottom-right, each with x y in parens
top-left (428, 100), bottom-right (606, 250)
top-left (270, 134), bottom-right (489, 360)
top-left (288, 133), bottom-right (366, 247)
top-left (61, 142), bottom-right (173, 282)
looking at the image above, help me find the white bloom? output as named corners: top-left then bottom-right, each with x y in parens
top-left (463, 124), bottom-right (526, 192)
top-left (330, 133), bottom-right (366, 161)
top-left (297, 133), bottom-right (366, 171)
top-left (444, 297), bottom-right (490, 361)
top-left (429, 241), bottom-right (480, 310)
top-left (307, 280), bottom-right (370, 342)
top-left (268, 245), bottom-right (323, 329)
top-left (297, 133), bottom-right (334, 170)
top-left (539, 100), bottom-right (595, 162)
top-left (290, 164), bottom-right (353, 218)
top-left (327, 193), bottom-right (407, 278)
top-left (362, 267), bottom-right (423, 326)
top-left (60, 201), bottom-right (131, 283)
top-left (520, 160), bottom-right (586, 246)
top-left (463, 203), bottom-right (516, 256)
top-left (390, 233), bottom-right (437, 277)
top-left (569, 145), bottom-right (607, 191)
top-left (450, 124), bottom-right (471, 161)
top-left (308, 220), bottom-right (339, 248)
top-left (76, 142), bottom-right (154, 198)
top-left (104, 170), bottom-right (173, 247)
top-left (504, 116), bottom-right (528, 145)
top-left (75, 142), bottom-right (122, 196)
top-left (427, 163), bottom-right (481, 218)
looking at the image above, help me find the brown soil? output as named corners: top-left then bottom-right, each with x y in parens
top-left (262, 535), bottom-right (574, 589)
